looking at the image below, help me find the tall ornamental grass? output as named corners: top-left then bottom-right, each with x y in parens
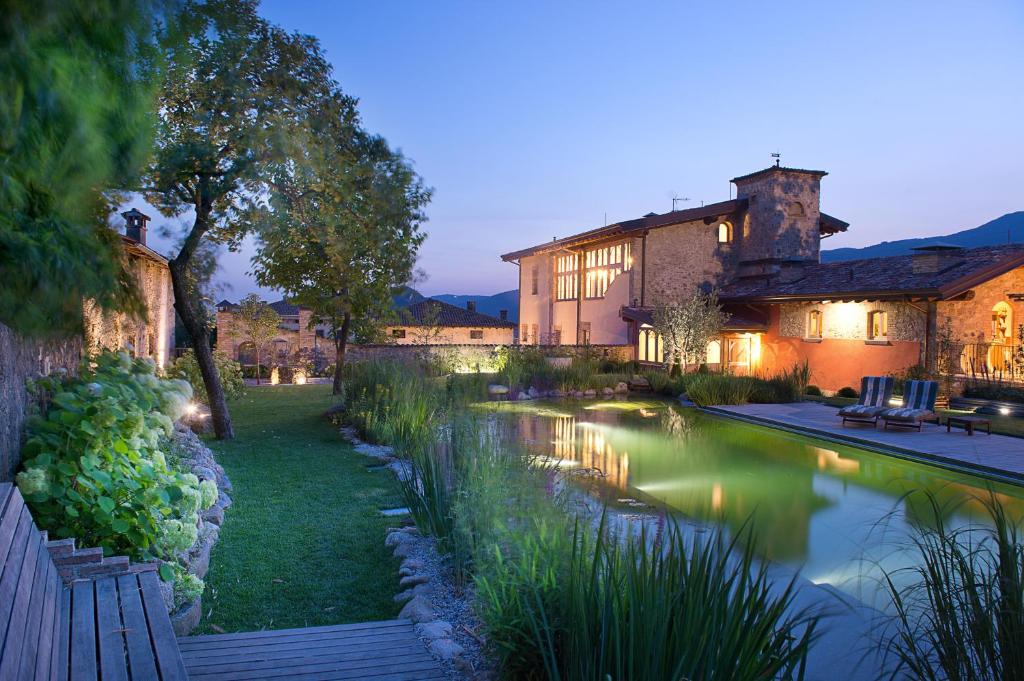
top-left (477, 515), bottom-right (818, 681)
top-left (883, 494), bottom-right (1024, 681)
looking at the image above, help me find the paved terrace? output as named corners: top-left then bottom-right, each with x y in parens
top-left (706, 401), bottom-right (1024, 483)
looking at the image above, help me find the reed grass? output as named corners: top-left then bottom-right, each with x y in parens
top-left (883, 493), bottom-right (1024, 681)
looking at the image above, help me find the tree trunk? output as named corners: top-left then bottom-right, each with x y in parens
top-left (169, 201), bottom-right (234, 440)
top-left (255, 346), bottom-right (261, 385)
top-left (332, 312), bottom-right (351, 397)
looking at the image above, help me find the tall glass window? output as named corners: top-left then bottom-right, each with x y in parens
top-left (584, 242), bottom-right (631, 299)
top-left (556, 254), bottom-right (578, 301)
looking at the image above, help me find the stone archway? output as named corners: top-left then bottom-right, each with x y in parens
top-left (989, 301), bottom-right (1013, 372)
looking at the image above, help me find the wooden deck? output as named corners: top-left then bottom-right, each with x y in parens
top-left (178, 619), bottom-right (446, 681)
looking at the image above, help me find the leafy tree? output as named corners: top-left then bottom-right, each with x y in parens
top-left (142, 0), bottom-right (336, 437)
top-left (652, 288), bottom-right (727, 374)
top-left (229, 294), bottom-right (281, 384)
top-left (252, 97), bottom-right (430, 396)
top-left (0, 0), bottom-right (163, 336)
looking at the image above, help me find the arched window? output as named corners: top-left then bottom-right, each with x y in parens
top-left (788, 202), bottom-right (805, 217)
top-left (868, 310), bottom-right (888, 341)
top-left (717, 221), bottom-right (733, 244)
top-left (706, 339), bottom-right (722, 365)
top-left (806, 310), bottom-right (822, 339)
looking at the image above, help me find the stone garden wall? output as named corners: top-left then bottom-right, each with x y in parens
top-left (0, 322), bottom-right (81, 482)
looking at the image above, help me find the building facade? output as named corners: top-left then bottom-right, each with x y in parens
top-left (82, 209), bottom-right (175, 369)
top-left (215, 300), bottom-right (335, 367)
top-left (386, 299), bottom-right (516, 345)
top-left (502, 165), bottom-right (1024, 390)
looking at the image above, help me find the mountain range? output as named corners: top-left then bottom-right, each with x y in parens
top-left (396, 288), bottom-right (520, 322)
top-left (822, 211), bottom-right (1024, 262)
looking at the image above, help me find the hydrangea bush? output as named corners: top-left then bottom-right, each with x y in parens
top-left (168, 349), bottom-right (244, 405)
top-left (16, 350), bottom-right (217, 596)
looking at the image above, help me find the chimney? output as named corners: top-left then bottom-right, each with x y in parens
top-left (499, 309), bottom-right (507, 321)
top-left (911, 243), bottom-right (964, 274)
top-left (466, 300), bottom-right (476, 312)
top-left (121, 208), bottom-right (151, 246)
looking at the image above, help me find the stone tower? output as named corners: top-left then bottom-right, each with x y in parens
top-left (731, 166), bottom-right (826, 266)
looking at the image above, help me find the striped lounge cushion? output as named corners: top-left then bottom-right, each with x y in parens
top-left (839, 404), bottom-right (884, 417)
top-left (900, 380), bottom-right (939, 412)
top-left (883, 408), bottom-right (933, 421)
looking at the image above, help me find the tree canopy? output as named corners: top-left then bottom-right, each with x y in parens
top-left (652, 288), bottom-right (727, 372)
top-left (0, 0), bottom-right (163, 336)
top-left (251, 93), bottom-right (431, 394)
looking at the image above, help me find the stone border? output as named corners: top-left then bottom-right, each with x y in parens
top-left (340, 426), bottom-right (491, 681)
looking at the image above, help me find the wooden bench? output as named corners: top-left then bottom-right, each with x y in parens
top-left (1, 481), bottom-right (447, 679)
top-left (0, 482), bottom-right (189, 680)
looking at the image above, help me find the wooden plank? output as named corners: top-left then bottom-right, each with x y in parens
top-left (31, 558), bottom-right (60, 681)
top-left (137, 571), bottom-right (189, 681)
top-left (93, 578), bottom-right (129, 681)
top-left (185, 655), bottom-right (444, 681)
top-left (177, 628), bottom-right (418, 655)
top-left (16, 537), bottom-right (52, 681)
top-left (53, 586), bottom-right (70, 681)
top-left (0, 509), bottom-right (32, 651)
top-left (0, 515), bottom-right (42, 679)
top-left (178, 619), bottom-right (413, 646)
top-left (0, 487), bottom-right (25, 570)
top-left (114, 573), bottom-right (159, 681)
top-left (179, 632), bottom-right (421, 663)
top-left (183, 643), bottom-right (433, 672)
top-left (69, 581), bottom-right (97, 681)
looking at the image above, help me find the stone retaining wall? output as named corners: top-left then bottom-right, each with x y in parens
top-left (0, 322), bottom-right (81, 482)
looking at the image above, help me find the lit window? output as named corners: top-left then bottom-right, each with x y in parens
top-left (470, 329), bottom-right (483, 340)
top-left (706, 339), bottom-right (721, 364)
top-left (392, 329), bottom-right (406, 339)
top-left (531, 324), bottom-right (539, 345)
top-left (718, 221), bottom-right (733, 243)
top-left (521, 325), bottom-right (529, 344)
top-left (556, 254), bottom-right (578, 301)
top-left (868, 311), bottom-right (888, 340)
top-left (583, 241), bottom-right (631, 299)
top-left (806, 310), bottom-right (822, 339)
top-left (530, 266), bottom-right (539, 296)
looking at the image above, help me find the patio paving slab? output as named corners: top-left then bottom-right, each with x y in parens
top-left (706, 402), bottom-right (1024, 483)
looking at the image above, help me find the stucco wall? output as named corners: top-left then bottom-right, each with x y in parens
top-left (0, 323), bottom-right (81, 482)
top-left (761, 306), bottom-right (921, 391)
top-left (517, 253), bottom-right (553, 344)
top-left (385, 326), bottom-right (514, 345)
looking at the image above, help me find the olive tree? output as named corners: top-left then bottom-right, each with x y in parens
top-left (652, 288), bottom-right (727, 374)
top-left (142, 0), bottom-right (336, 437)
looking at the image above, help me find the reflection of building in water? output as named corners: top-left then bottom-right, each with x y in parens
top-left (549, 417), bottom-right (630, 491)
top-left (812, 447), bottom-right (861, 474)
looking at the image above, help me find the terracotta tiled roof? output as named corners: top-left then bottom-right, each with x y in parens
top-left (396, 299), bottom-right (515, 328)
top-left (216, 299), bottom-right (300, 316)
top-left (720, 245), bottom-right (1024, 302)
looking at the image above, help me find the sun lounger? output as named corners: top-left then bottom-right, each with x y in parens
top-left (880, 380), bottom-right (940, 431)
top-left (838, 376), bottom-right (894, 426)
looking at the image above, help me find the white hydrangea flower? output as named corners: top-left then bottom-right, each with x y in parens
top-left (16, 468), bottom-right (49, 496)
top-left (199, 479), bottom-right (218, 510)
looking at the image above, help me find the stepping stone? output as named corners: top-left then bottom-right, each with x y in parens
top-left (380, 507), bottom-right (411, 517)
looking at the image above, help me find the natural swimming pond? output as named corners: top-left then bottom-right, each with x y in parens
top-left (486, 398), bottom-right (1024, 608)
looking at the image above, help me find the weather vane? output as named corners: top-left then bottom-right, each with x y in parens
top-left (771, 151), bottom-right (781, 167)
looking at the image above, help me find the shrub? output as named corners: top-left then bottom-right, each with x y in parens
top-left (169, 350), bottom-right (244, 404)
top-left (836, 386), bottom-right (859, 398)
top-left (883, 493), bottom-right (1024, 680)
top-left (16, 351), bottom-right (216, 566)
top-left (805, 384), bottom-right (822, 396)
top-left (685, 374), bottom-right (755, 406)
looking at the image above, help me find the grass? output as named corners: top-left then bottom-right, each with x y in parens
top-left (196, 384), bottom-right (403, 633)
top-left (806, 395), bottom-right (1024, 438)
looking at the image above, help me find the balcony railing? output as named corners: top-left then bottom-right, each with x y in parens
top-left (958, 342), bottom-right (1024, 382)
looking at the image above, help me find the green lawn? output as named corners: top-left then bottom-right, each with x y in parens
top-left (196, 385), bottom-right (403, 633)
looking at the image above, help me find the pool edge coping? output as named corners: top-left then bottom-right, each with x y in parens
top-left (701, 405), bottom-right (1024, 487)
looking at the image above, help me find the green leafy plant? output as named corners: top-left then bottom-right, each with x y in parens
top-left (16, 351), bottom-right (215, 566)
top-left (836, 386), bottom-right (859, 398)
top-left (168, 349), bottom-right (243, 404)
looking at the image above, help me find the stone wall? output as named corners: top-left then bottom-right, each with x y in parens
top-left (0, 323), bottom-right (81, 482)
top-left (732, 169), bottom-right (823, 264)
top-left (642, 219), bottom-right (730, 307)
top-left (939, 264), bottom-right (1024, 345)
top-left (778, 301), bottom-right (925, 342)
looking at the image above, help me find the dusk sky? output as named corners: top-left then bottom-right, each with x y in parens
top-left (141, 0), bottom-right (1024, 302)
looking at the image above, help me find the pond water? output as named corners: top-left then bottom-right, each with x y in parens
top-left (486, 398), bottom-right (1024, 608)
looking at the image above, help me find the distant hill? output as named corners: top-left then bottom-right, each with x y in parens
top-left (393, 286), bottom-right (425, 307)
top-left (822, 212), bottom-right (1024, 262)
top-left (432, 290), bottom-right (519, 322)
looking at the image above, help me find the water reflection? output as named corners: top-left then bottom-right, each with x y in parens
top-left (495, 399), bottom-right (1024, 605)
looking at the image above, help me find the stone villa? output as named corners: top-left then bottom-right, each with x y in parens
top-left (83, 208), bottom-right (175, 369)
top-left (215, 299), bottom-right (335, 367)
top-left (387, 299), bottom-right (515, 345)
top-left (502, 165), bottom-right (1024, 390)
